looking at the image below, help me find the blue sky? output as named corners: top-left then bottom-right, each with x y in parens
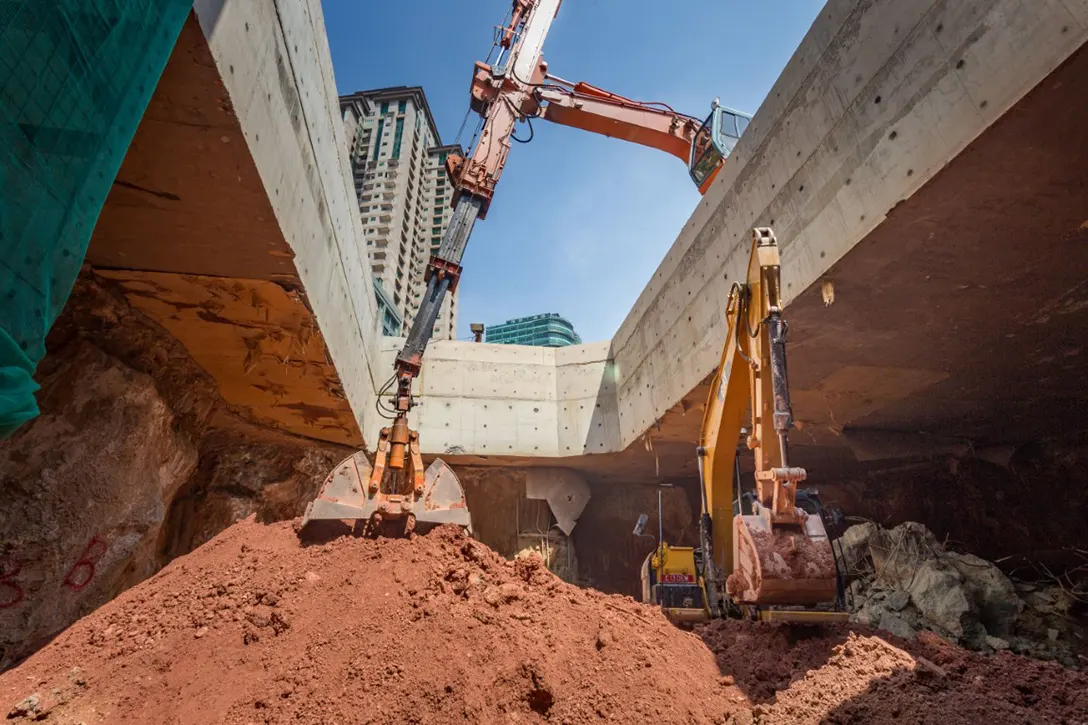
top-left (324, 0), bottom-right (825, 342)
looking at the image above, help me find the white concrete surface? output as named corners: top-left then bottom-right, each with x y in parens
top-left (192, 0), bottom-right (385, 442)
top-left (609, 0), bottom-right (1087, 450)
top-left (194, 0), bottom-right (1085, 458)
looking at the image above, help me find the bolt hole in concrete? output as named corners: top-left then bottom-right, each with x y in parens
top-left (890, 130), bottom-right (898, 139)
top-left (875, 95), bottom-right (882, 104)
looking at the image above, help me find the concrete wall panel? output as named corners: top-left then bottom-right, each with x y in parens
top-left (193, 0), bottom-right (385, 444)
top-left (195, 0), bottom-right (1085, 464)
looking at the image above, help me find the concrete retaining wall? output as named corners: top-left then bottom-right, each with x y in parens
top-left (413, 0), bottom-right (1087, 458)
top-left (193, 0), bottom-right (385, 442)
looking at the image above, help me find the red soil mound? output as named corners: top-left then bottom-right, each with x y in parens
top-left (0, 520), bottom-right (735, 724)
top-left (2, 520), bottom-right (1085, 725)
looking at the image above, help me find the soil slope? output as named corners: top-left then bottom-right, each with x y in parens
top-left (0, 521), bottom-right (733, 724)
top-left (2, 520), bottom-right (1085, 725)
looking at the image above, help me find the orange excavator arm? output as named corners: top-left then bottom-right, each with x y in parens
top-left (536, 80), bottom-right (701, 165)
top-left (448, 63), bottom-right (731, 211)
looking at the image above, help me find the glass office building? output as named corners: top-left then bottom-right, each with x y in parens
top-left (374, 279), bottom-right (403, 336)
top-left (485, 313), bottom-right (581, 347)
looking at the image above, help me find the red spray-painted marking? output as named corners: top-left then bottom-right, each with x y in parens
top-left (63, 537), bottom-right (108, 592)
top-left (0, 557), bottom-right (24, 609)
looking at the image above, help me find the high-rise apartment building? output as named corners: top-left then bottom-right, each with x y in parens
top-left (485, 313), bottom-right (582, 347)
top-left (340, 87), bottom-right (462, 340)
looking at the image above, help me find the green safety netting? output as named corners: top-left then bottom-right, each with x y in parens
top-left (0, 0), bottom-right (191, 437)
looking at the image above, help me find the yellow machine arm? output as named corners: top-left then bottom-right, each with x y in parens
top-left (696, 228), bottom-right (837, 617)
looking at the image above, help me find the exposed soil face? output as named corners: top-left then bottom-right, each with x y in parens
top-left (0, 274), bottom-right (349, 670)
top-left (3, 521), bottom-right (1085, 725)
top-left (817, 439), bottom-right (1088, 569)
top-left (160, 424), bottom-right (347, 562)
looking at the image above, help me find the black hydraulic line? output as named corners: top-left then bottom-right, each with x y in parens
top-left (695, 445), bottom-right (723, 618)
top-left (765, 310), bottom-right (794, 464)
top-left (511, 116), bottom-right (534, 143)
top-left (395, 195), bottom-right (485, 368)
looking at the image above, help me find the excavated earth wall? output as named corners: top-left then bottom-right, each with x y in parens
top-left (0, 274), bottom-right (350, 670)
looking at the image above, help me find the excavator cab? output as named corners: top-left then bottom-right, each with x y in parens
top-left (640, 543), bottom-right (708, 624)
top-left (688, 106), bottom-right (751, 193)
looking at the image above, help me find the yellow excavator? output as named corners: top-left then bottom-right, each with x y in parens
top-left (638, 228), bottom-right (847, 624)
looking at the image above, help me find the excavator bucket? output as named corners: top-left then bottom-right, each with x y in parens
top-left (727, 512), bottom-right (838, 606)
top-left (299, 452), bottom-right (471, 539)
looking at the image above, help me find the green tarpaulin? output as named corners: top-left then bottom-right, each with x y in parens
top-left (0, 0), bottom-right (192, 436)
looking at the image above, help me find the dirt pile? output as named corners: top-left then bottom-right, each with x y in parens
top-left (701, 620), bottom-right (1088, 724)
top-left (3, 520), bottom-right (1086, 725)
top-left (0, 520), bottom-right (735, 724)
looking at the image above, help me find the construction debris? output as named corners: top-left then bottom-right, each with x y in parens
top-left (841, 521), bottom-right (1083, 665)
top-left (2, 520), bottom-right (1086, 724)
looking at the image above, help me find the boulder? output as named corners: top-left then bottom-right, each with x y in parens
top-left (869, 522), bottom-right (942, 584)
top-left (0, 342), bottom-right (198, 669)
top-left (886, 589), bottom-right (910, 612)
top-left (947, 552), bottom-right (1022, 638)
top-left (906, 560), bottom-right (973, 640)
top-left (878, 611), bottom-right (919, 640)
top-left (838, 522), bottom-right (877, 574)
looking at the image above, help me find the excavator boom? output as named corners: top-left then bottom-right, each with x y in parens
top-left (300, 0), bottom-right (561, 538)
top-left (301, 0), bottom-right (750, 540)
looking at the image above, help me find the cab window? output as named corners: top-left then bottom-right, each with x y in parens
top-left (688, 114), bottom-right (722, 187)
